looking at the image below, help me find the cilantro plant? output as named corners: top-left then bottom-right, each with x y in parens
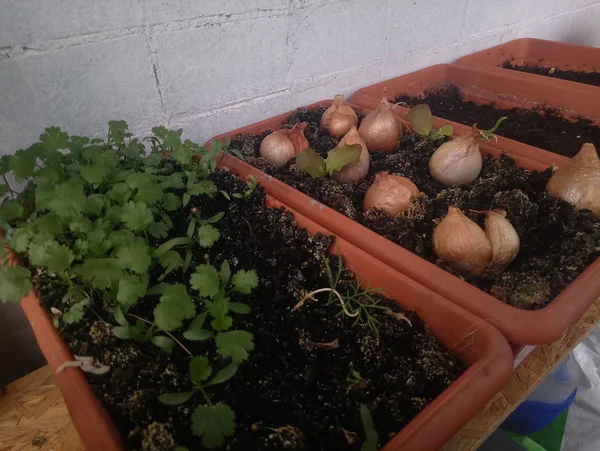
top-left (0, 122), bottom-right (259, 448)
top-left (295, 144), bottom-right (362, 178)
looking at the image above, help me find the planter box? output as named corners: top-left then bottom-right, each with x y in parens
top-left (13, 195), bottom-right (513, 451)
top-left (456, 38), bottom-right (600, 91)
top-left (209, 100), bottom-right (600, 345)
top-left (349, 64), bottom-right (600, 167)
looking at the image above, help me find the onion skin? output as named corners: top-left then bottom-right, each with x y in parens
top-left (358, 97), bottom-right (403, 153)
top-left (546, 142), bottom-right (600, 216)
top-left (259, 122), bottom-right (309, 167)
top-left (483, 210), bottom-right (520, 274)
top-left (332, 126), bottom-right (370, 184)
top-left (321, 95), bottom-right (358, 137)
top-left (428, 128), bottom-right (482, 186)
top-left (363, 172), bottom-right (419, 217)
top-left (433, 206), bottom-right (492, 276)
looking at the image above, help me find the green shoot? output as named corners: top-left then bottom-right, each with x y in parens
top-left (295, 145), bottom-right (361, 178)
top-left (480, 117), bottom-right (507, 141)
top-left (360, 404), bottom-right (379, 451)
top-left (405, 104), bottom-right (453, 141)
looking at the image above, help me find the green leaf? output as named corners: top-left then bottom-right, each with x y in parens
top-left (80, 164), bottom-right (109, 185)
top-left (197, 224), bottom-right (220, 247)
top-left (153, 237), bottom-right (191, 258)
top-left (77, 258), bottom-right (121, 290)
top-left (295, 148), bottom-right (326, 178)
top-left (438, 125), bottom-right (453, 137)
top-left (215, 330), bottom-right (254, 363)
top-left (63, 301), bottom-right (88, 324)
top-left (161, 193), bottom-right (182, 211)
top-left (211, 314), bottom-right (233, 332)
top-left (33, 168), bottom-right (60, 187)
top-left (43, 241), bottom-right (74, 273)
top-left (228, 303), bottom-right (251, 314)
top-left (0, 199), bottom-right (24, 224)
top-left (158, 250), bottom-right (184, 276)
top-left (151, 336), bottom-right (175, 354)
top-left (0, 184), bottom-right (9, 197)
top-left (0, 266), bottom-right (31, 303)
top-left (205, 363), bottom-right (238, 387)
top-left (48, 182), bottom-right (86, 221)
top-left (108, 120), bottom-right (130, 145)
top-left (135, 183), bottom-right (164, 205)
top-left (40, 127), bottom-right (69, 151)
top-left (189, 356), bottom-right (212, 384)
top-left (35, 214), bottom-right (62, 236)
top-left (154, 284), bottom-right (195, 331)
top-left (190, 265), bottom-right (220, 298)
top-left (187, 220), bottom-right (196, 239)
top-left (117, 274), bottom-right (148, 306)
top-left (107, 229), bottom-right (135, 248)
top-left (113, 326), bottom-right (133, 339)
top-left (191, 403), bottom-right (236, 448)
top-left (148, 221), bottom-right (170, 239)
top-left (183, 329), bottom-right (213, 341)
top-left (220, 260), bottom-right (231, 285)
top-left (10, 227), bottom-right (34, 253)
top-left (114, 304), bottom-right (130, 327)
top-left (182, 193), bottom-right (191, 207)
top-left (188, 180), bottom-right (217, 197)
top-left (187, 312), bottom-right (207, 331)
top-left (9, 148), bottom-right (37, 181)
top-left (198, 212), bottom-right (224, 225)
top-left (121, 201), bottom-right (154, 232)
top-left (108, 182), bottom-right (132, 205)
top-left (115, 240), bottom-right (151, 275)
top-left (324, 144), bottom-right (361, 175)
top-left (360, 404), bottom-right (379, 451)
top-left (406, 104), bottom-right (433, 136)
top-left (231, 270), bottom-right (259, 294)
top-left (158, 392), bottom-right (194, 406)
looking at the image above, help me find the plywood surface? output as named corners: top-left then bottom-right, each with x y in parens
top-left (0, 366), bottom-right (84, 451)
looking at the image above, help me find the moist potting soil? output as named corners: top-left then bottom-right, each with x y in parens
top-left (38, 170), bottom-right (463, 451)
top-left (393, 85), bottom-right (600, 158)
top-left (229, 107), bottom-right (600, 311)
top-left (501, 60), bottom-right (600, 88)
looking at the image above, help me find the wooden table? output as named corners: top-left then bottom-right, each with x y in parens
top-left (2, 298), bottom-right (599, 451)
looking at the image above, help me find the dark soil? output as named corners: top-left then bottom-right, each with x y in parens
top-left (502, 61), bottom-right (600, 88)
top-left (38, 170), bottom-right (464, 451)
top-left (394, 85), bottom-right (600, 158)
top-left (229, 107), bottom-right (600, 311)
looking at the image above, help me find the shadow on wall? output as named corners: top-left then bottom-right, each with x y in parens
top-left (0, 303), bottom-right (45, 385)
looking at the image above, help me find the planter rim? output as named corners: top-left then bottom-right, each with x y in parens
top-left (207, 99), bottom-right (600, 345)
top-left (11, 194), bottom-right (513, 451)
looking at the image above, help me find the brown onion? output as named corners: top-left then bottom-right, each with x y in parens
top-left (483, 209), bottom-right (520, 274)
top-left (428, 127), bottom-right (482, 186)
top-left (259, 123), bottom-right (309, 167)
top-left (358, 97), bottom-right (403, 153)
top-left (432, 206), bottom-right (491, 275)
top-left (332, 126), bottom-right (370, 184)
top-left (546, 142), bottom-right (600, 216)
top-left (321, 95), bottom-right (358, 137)
top-left (363, 172), bottom-right (419, 217)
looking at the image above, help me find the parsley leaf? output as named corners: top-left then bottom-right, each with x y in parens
top-left (40, 127), bottom-right (69, 151)
top-left (0, 266), bottom-right (31, 303)
top-left (9, 148), bottom-right (38, 181)
top-left (0, 199), bottom-right (24, 224)
top-left (215, 330), bottom-right (254, 363)
top-left (63, 300), bottom-right (88, 324)
top-left (154, 284), bottom-right (195, 331)
top-left (191, 403), bottom-right (235, 448)
top-left (115, 240), bottom-right (151, 275)
top-left (48, 182), bottom-right (86, 221)
top-left (161, 192), bottom-right (182, 211)
top-left (231, 270), bottom-right (259, 294)
top-left (121, 201), bottom-right (154, 232)
top-left (190, 265), bottom-right (220, 298)
top-left (77, 258), bottom-right (121, 290)
top-left (158, 250), bottom-right (184, 275)
top-left (197, 224), bottom-right (220, 247)
top-left (117, 274), bottom-right (148, 306)
top-left (189, 356), bottom-right (212, 385)
top-left (148, 221), bottom-right (170, 239)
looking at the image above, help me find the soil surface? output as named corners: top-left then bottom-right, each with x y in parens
top-left (229, 107), bottom-right (600, 311)
top-left (38, 170), bottom-right (464, 451)
top-left (394, 85), bottom-right (600, 158)
top-left (502, 61), bottom-right (600, 88)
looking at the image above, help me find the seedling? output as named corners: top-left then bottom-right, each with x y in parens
top-left (405, 104), bottom-right (453, 141)
top-left (295, 144), bottom-right (361, 178)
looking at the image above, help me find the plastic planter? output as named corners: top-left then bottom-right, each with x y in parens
top-left (456, 38), bottom-right (600, 91)
top-left (208, 100), bottom-right (600, 345)
top-left (349, 63), bottom-right (600, 167)
top-left (11, 195), bottom-right (512, 451)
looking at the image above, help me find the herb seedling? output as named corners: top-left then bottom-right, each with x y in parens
top-left (295, 145), bottom-right (362, 178)
top-left (405, 104), bottom-right (453, 141)
top-left (360, 404), bottom-right (379, 451)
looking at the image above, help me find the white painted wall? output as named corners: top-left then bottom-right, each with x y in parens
top-left (1, 0), bottom-right (600, 158)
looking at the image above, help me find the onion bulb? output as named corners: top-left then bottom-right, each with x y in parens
top-left (432, 206), bottom-right (491, 275)
top-left (546, 142), bottom-right (600, 216)
top-left (260, 122), bottom-right (309, 167)
top-left (332, 126), bottom-right (370, 184)
top-left (363, 172), bottom-right (419, 217)
top-left (321, 95), bottom-right (358, 137)
top-left (428, 126), bottom-right (482, 186)
top-left (358, 96), bottom-right (403, 153)
top-left (482, 210), bottom-right (520, 274)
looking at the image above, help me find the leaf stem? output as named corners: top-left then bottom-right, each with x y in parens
top-left (2, 175), bottom-right (16, 198)
top-left (198, 385), bottom-right (213, 406)
top-left (126, 313), bottom-right (194, 357)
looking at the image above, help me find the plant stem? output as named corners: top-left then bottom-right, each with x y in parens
top-left (126, 313), bottom-right (194, 357)
top-left (198, 385), bottom-right (213, 406)
top-left (293, 287), bottom-right (358, 317)
top-left (2, 175), bottom-right (16, 198)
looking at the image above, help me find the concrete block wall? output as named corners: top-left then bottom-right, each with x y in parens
top-left (1, 0), bottom-right (600, 156)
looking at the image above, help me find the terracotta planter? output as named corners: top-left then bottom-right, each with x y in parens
top-left (349, 63), bottom-right (600, 167)
top-left (456, 38), bottom-right (600, 91)
top-left (12, 195), bottom-right (512, 451)
top-left (209, 101), bottom-right (600, 345)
